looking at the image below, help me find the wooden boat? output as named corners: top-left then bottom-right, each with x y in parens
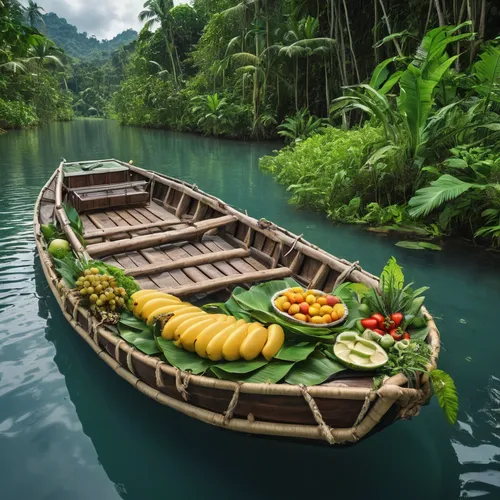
top-left (34, 159), bottom-right (440, 445)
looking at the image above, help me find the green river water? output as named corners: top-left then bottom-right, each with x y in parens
top-left (0, 119), bottom-right (499, 500)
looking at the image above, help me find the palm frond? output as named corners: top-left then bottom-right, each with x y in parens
top-left (408, 175), bottom-right (476, 217)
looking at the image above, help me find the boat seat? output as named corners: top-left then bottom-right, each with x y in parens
top-left (68, 180), bottom-right (150, 212)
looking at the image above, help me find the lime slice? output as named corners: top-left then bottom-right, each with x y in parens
top-left (333, 332), bottom-right (388, 371)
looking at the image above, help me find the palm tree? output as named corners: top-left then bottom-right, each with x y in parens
top-left (139, 0), bottom-right (179, 87)
top-left (25, 0), bottom-right (45, 29)
top-left (25, 40), bottom-right (64, 70)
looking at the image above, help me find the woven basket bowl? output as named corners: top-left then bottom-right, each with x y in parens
top-left (271, 288), bottom-right (349, 328)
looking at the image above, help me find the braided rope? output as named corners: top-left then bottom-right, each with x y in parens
top-left (175, 368), bottom-right (190, 401)
top-left (224, 382), bottom-right (242, 425)
top-left (126, 349), bottom-right (136, 375)
top-left (300, 384), bottom-right (336, 445)
top-left (155, 361), bottom-right (165, 388)
top-left (115, 339), bottom-right (124, 362)
top-left (353, 390), bottom-right (376, 427)
top-left (333, 261), bottom-right (361, 290)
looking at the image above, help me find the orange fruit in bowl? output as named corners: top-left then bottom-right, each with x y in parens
top-left (308, 306), bottom-right (320, 316)
top-left (317, 297), bottom-right (327, 306)
top-left (293, 313), bottom-right (308, 322)
top-left (320, 305), bottom-right (333, 315)
top-left (333, 303), bottom-right (345, 318)
top-left (323, 314), bottom-right (333, 323)
top-left (294, 293), bottom-right (304, 303)
top-left (289, 304), bottom-right (300, 315)
top-left (310, 316), bottom-right (324, 324)
top-left (282, 301), bottom-right (291, 312)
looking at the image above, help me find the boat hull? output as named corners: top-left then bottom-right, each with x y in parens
top-left (34, 160), bottom-right (440, 445)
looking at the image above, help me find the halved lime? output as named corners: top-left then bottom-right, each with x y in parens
top-left (333, 332), bottom-right (388, 371)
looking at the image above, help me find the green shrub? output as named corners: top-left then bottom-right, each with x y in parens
top-left (0, 98), bottom-right (39, 129)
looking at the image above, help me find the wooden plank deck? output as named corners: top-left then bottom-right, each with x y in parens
top-left (88, 201), bottom-right (276, 296)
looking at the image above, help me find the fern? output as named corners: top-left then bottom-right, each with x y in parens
top-left (408, 175), bottom-right (476, 217)
top-left (431, 369), bottom-right (459, 425)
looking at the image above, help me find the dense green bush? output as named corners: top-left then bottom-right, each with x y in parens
top-left (0, 98), bottom-right (39, 129)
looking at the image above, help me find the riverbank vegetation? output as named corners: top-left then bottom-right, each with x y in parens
top-left (0, 1), bottom-right (73, 128)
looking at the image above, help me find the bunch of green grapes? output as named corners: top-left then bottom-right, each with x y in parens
top-left (75, 267), bottom-right (128, 323)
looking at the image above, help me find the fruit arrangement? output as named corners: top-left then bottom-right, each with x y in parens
top-left (272, 287), bottom-right (347, 326)
top-left (76, 267), bottom-right (128, 323)
top-left (131, 290), bottom-right (285, 361)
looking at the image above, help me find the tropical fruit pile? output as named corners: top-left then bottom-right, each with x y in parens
top-left (76, 267), bottom-right (128, 323)
top-left (131, 290), bottom-right (285, 361)
top-left (273, 287), bottom-right (346, 325)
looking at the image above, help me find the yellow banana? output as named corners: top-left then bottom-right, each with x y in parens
top-left (174, 314), bottom-right (218, 341)
top-left (194, 321), bottom-right (235, 358)
top-left (261, 324), bottom-right (285, 361)
top-left (130, 289), bottom-right (157, 301)
top-left (141, 299), bottom-right (189, 321)
top-left (161, 311), bottom-right (206, 340)
top-left (146, 304), bottom-right (199, 325)
top-left (206, 320), bottom-right (247, 361)
top-left (180, 317), bottom-right (219, 352)
top-left (240, 326), bottom-right (268, 360)
top-left (222, 323), bottom-right (251, 361)
top-left (133, 292), bottom-right (180, 317)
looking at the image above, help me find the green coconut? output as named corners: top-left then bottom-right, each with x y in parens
top-left (48, 238), bottom-right (70, 259)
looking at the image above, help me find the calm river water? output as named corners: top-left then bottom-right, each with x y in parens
top-left (0, 119), bottom-right (499, 499)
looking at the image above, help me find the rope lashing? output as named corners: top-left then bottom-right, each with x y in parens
top-left (284, 233), bottom-right (303, 257)
top-left (224, 382), bottom-right (243, 425)
top-left (353, 390), bottom-right (376, 427)
top-left (299, 384), bottom-right (336, 445)
top-left (126, 349), bottom-right (136, 375)
top-left (115, 340), bottom-right (124, 362)
top-left (72, 300), bottom-right (81, 322)
top-left (175, 368), bottom-right (190, 401)
top-left (155, 361), bottom-right (166, 388)
top-left (333, 261), bottom-right (361, 290)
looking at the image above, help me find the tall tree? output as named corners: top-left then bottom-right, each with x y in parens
top-left (25, 0), bottom-right (45, 28)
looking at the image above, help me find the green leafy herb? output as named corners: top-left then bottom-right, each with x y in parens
top-left (89, 260), bottom-right (140, 297)
top-left (53, 253), bottom-right (84, 287)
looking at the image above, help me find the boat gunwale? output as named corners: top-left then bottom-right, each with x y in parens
top-left (33, 160), bottom-right (441, 444)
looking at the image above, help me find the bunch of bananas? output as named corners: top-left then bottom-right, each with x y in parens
top-left (131, 290), bottom-right (285, 361)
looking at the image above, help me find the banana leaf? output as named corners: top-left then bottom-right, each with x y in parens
top-left (407, 325), bottom-right (429, 341)
top-left (275, 342), bottom-right (317, 361)
top-left (117, 323), bottom-right (160, 355)
top-left (211, 359), bottom-right (295, 384)
top-left (119, 311), bottom-right (146, 331)
top-left (156, 338), bottom-right (214, 374)
top-left (210, 359), bottom-right (268, 374)
top-left (285, 351), bottom-right (346, 385)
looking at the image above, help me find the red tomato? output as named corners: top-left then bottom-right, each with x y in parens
top-left (361, 318), bottom-right (378, 330)
top-left (371, 313), bottom-right (385, 329)
top-left (373, 329), bottom-right (385, 335)
top-left (389, 328), bottom-right (404, 341)
top-left (391, 312), bottom-right (404, 328)
top-left (403, 332), bottom-right (410, 340)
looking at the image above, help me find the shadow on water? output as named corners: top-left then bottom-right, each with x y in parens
top-left (1, 120), bottom-right (500, 499)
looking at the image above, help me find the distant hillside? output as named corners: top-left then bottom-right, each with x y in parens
top-left (37, 13), bottom-right (137, 59)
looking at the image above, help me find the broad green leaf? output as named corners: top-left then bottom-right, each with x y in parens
top-left (418, 242), bottom-right (442, 251)
top-left (210, 359), bottom-right (268, 375)
top-left (202, 302), bottom-right (230, 315)
top-left (380, 256), bottom-right (404, 293)
top-left (275, 342), bottom-right (316, 361)
top-left (396, 241), bottom-right (425, 250)
top-left (285, 351), bottom-right (346, 386)
top-left (52, 253), bottom-right (81, 287)
top-left (224, 295), bottom-right (252, 321)
top-left (431, 369), bottom-right (459, 425)
top-left (157, 338), bottom-right (214, 374)
top-left (408, 325), bottom-right (429, 341)
top-left (408, 175), bottom-right (475, 218)
top-left (117, 324), bottom-right (160, 355)
top-left (407, 296), bottom-right (426, 316)
top-left (211, 359), bottom-right (295, 383)
top-left (119, 311), bottom-right (147, 331)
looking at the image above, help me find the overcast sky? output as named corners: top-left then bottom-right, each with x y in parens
top-left (21, 0), bottom-right (187, 40)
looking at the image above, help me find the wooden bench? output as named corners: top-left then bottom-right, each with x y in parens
top-left (69, 181), bottom-right (149, 212)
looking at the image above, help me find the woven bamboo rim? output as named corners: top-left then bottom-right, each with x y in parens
top-left (33, 161), bottom-right (441, 444)
top-left (271, 288), bottom-right (348, 328)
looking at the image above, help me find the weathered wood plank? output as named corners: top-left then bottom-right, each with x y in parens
top-left (126, 248), bottom-right (250, 277)
top-left (161, 267), bottom-right (292, 297)
top-left (139, 246), bottom-right (195, 287)
top-left (83, 218), bottom-right (189, 239)
top-left (86, 215), bottom-right (237, 258)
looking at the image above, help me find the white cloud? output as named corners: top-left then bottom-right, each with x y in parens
top-left (21, 0), bottom-right (188, 40)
